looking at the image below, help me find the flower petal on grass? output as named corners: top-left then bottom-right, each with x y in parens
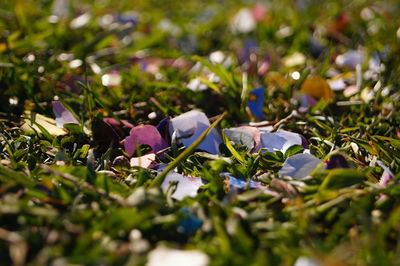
top-left (220, 172), bottom-right (279, 197)
top-left (130, 153), bottom-right (156, 168)
top-left (300, 76), bottom-right (333, 100)
top-left (247, 87), bottom-right (265, 120)
top-left (52, 101), bottom-right (79, 128)
top-left (124, 125), bottom-right (168, 156)
top-left (147, 246), bottom-right (209, 266)
top-left (259, 129), bottom-right (305, 153)
top-left (279, 153), bottom-right (324, 179)
top-left (161, 172), bottom-right (204, 200)
top-left (169, 110), bottom-right (222, 154)
top-left (223, 127), bottom-right (254, 152)
top-left (377, 160), bottom-right (394, 187)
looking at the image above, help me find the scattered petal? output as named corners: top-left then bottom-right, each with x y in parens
top-left (301, 76), bottom-right (333, 100)
top-left (187, 78), bottom-right (208, 92)
top-left (102, 71), bottom-right (122, 87)
top-left (299, 93), bottom-right (318, 111)
top-left (259, 129), bottom-right (305, 153)
top-left (230, 8), bottom-right (256, 34)
top-left (251, 3), bottom-right (267, 22)
top-left (282, 52), bottom-right (306, 68)
top-left (247, 87), bottom-right (265, 120)
top-left (161, 172), bottom-right (204, 200)
top-left (294, 256), bottom-right (322, 266)
top-left (130, 153), bottom-right (156, 168)
top-left (377, 160), bottom-right (394, 187)
top-left (70, 12), bottom-right (91, 29)
top-left (220, 172), bottom-right (279, 196)
top-left (223, 127), bottom-right (254, 152)
top-left (169, 110), bottom-right (222, 154)
top-left (52, 101), bottom-right (80, 128)
top-left (178, 207), bottom-right (203, 235)
top-left (335, 50), bottom-right (364, 69)
top-left (147, 246), bottom-right (209, 266)
top-left (21, 111), bottom-right (66, 136)
top-left (279, 153), bottom-right (324, 179)
top-left (124, 125), bottom-right (168, 156)
top-left (343, 85), bottom-right (360, 97)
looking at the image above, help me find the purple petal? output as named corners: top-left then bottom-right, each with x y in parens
top-left (124, 125), bottom-right (168, 156)
top-left (169, 110), bottom-right (222, 154)
top-left (161, 172), bottom-right (204, 200)
top-left (279, 153), bottom-right (324, 179)
top-left (52, 101), bottom-right (80, 128)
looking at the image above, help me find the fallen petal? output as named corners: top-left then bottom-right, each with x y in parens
top-left (301, 76), bottom-right (333, 100)
top-left (279, 153), bottom-right (324, 179)
top-left (259, 129), bottom-right (305, 153)
top-left (169, 110), bottom-right (222, 154)
top-left (377, 160), bottom-right (394, 187)
top-left (52, 101), bottom-right (80, 128)
top-left (223, 127), bottom-right (254, 152)
top-left (230, 8), bottom-right (256, 34)
top-left (247, 87), bottom-right (265, 120)
top-left (124, 125), bottom-right (168, 156)
top-left (161, 172), bottom-right (204, 200)
top-left (147, 246), bottom-right (209, 266)
top-left (130, 153), bottom-right (156, 168)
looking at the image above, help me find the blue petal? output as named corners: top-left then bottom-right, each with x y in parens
top-left (247, 87), bottom-right (265, 119)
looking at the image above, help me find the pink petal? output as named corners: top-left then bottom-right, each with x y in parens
top-left (124, 125), bottom-right (168, 156)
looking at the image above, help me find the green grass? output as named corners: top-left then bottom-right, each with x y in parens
top-left (0, 0), bottom-right (400, 265)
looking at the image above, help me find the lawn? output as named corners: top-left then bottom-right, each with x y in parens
top-left (0, 0), bottom-right (400, 265)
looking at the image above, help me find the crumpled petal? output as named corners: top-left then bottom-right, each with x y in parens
top-left (124, 125), bottom-right (168, 156)
top-left (259, 129), bottom-right (305, 153)
top-left (377, 160), bottom-right (394, 187)
top-left (169, 110), bottom-right (222, 154)
top-left (52, 101), bottom-right (80, 128)
top-left (279, 153), bottom-right (324, 179)
top-left (247, 87), bottom-right (265, 120)
top-left (147, 246), bottom-right (209, 266)
top-left (161, 172), bottom-right (204, 200)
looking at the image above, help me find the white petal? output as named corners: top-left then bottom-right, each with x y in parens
top-left (169, 110), bottom-right (222, 154)
top-left (147, 246), bottom-right (209, 266)
top-left (279, 153), bottom-right (324, 179)
top-left (259, 129), bottom-right (303, 153)
top-left (230, 8), bottom-right (256, 34)
top-left (161, 172), bottom-right (203, 200)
